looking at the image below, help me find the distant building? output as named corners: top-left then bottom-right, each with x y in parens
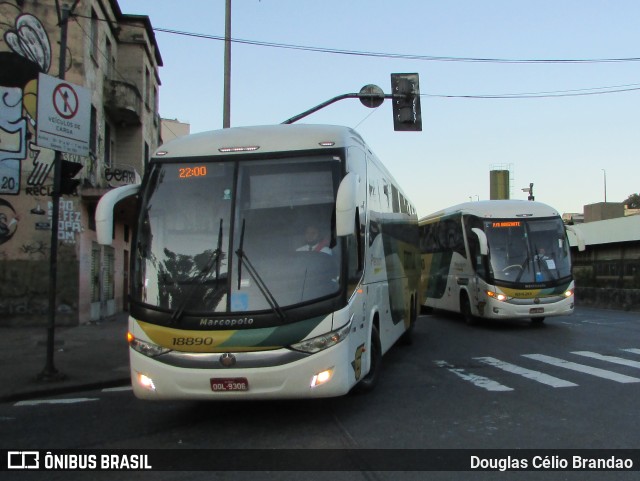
top-left (567, 215), bottom-right (640, 311)
top-left (624, 206), bottom-right (640, 217)
top-left (161, 118), bottom-right (191, 144)
top-left (562, 213), bottom-right (584, 225)
top-left (0, 0), bottom-right (162, 325)
top-left (583, 202), bottom-right (625, 223)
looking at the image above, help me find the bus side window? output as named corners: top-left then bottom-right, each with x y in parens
top-left (347, 212), bottom-right (364, 295)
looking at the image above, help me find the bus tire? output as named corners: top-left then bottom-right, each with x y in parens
top-left (461, 293), bottom-right (477, 326)
top-left (353, 325), bottom-right (382, 394)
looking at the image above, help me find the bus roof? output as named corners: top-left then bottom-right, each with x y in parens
top-left (153, 124), bottom-right (366, 159)
top-left (419, 200), bottom-right (561, 224)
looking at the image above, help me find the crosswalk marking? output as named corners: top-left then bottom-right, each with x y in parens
top-left (572, 351), bottom-right (640, 369)
top-left (522, 354), bottom-right (640, 383)
top-left (622, 348), bottom-right (640, 356)
top-left (474, 357), bottom-right (578, 388)
top-left (434, 360), bottom-right (513, 391)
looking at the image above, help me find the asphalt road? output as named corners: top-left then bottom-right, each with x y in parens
top-left (2, 307), bottom-right (639, 480)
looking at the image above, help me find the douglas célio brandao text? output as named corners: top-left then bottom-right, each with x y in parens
top-left (470, 455), bottom-right (634, 471)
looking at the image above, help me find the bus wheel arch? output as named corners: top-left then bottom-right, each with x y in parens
top-left (460, 290), bottom-right (477, 326)
top-left (352, 314), bottom-right (382, 394)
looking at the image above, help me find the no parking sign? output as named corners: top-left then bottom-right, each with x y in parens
top-left (36, 73), bottom-right (91, 156)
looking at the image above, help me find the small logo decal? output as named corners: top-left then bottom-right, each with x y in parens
top-left (219, 353), bottom-right (237, 367)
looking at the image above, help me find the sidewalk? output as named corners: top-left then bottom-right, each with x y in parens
top-left (0, 313), bottom-right (130, 403)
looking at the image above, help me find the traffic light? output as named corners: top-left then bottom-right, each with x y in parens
top-left (391, 73), bottom-right (422, 131)
top-left (60, 159), bottom-right (83, 195)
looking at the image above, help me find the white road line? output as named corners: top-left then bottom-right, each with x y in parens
top-left (15, 398), bottom-right (99, 406)
top-left (622, 348), bottom-right (640, 356)
top-left (434, 360), bottom-right (513, 392)
top-left (522, 354), bottom-right (640, 384)
top-left (474, 357), bottom-right (578, 388)
top-left (572, 351), bottom-right (640, 369)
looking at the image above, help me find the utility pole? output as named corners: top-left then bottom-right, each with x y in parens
top-left (601, 169), bottom-right (607, 202)
top-left (223, 0), bottom-right (231, 128)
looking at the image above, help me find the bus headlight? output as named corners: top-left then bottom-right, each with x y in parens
top-left (136, 372), bottom-right (157, 391)
top-left (290, 321), bottom-right (351, 354)
top-left (487, 291), bottom-right (507, 302)
top-left (311, 368), bottom-right (334, 388)
top-left (128, 333), bottom-right (171, 358)
top-left (564, 289), bottom-right (573, 298)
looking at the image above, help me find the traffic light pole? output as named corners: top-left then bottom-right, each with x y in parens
top-left (38, 3), bottom-right (70, 381)
top-left (281, 74), bottom-right (422, 131)
top-left (281, 92), bottom-right (402, 125)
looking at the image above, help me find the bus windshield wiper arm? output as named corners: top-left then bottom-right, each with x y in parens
top-left (235, 219), bottom-right (287, 323)
top-left (171, 219), bottom-right (224, 323)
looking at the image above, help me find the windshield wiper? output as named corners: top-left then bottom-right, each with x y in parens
top-left (170, 219), bottom-right (224, 323)
top-left (235, 219), bottom-right (287, 323)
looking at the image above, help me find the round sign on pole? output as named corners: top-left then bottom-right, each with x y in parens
top-left (52, 83), bottom-right (79, 119)
top-left (359, 84), bottom-right (384, 109)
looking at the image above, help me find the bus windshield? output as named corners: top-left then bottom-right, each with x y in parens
top-left (483, 217), bottom-right (571, 285)
top-left (133, 155), bottom-right (343, 317)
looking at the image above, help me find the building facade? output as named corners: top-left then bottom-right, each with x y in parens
top-left (568, 214), bottom-right (640, 311)
top-left (0, 0), bottom-right (162, 326)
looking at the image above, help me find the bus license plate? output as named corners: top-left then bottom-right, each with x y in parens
top-left (210, 378), bottom-right (249, 392)
top-left (529, 307), bottom-right (544, 314)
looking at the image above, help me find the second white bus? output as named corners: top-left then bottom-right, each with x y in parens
top-left (419, 200), bottom-right (582, 325)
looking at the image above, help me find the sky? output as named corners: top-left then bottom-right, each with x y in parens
top-left (117, 0), bottom-right (639, 217)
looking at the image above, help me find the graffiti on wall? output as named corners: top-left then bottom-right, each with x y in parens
top-left (1, 5), bottom-right (85, 247)
top-left (1, 9), bottom-right (51, 196)
top-left (0, 197), bottom-right (19, 245)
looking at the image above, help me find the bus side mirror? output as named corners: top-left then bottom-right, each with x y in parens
top-left (336, 172), bottom-right (358, 236)
top-left (96, 184), bottom-right (140, 245)
top-left (471, 228), bottom-right (489, 256)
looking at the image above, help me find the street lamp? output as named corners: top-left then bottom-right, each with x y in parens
top-left (521, 183), bottom-right (534, 201)
top-left (601, 169), bottom-right (607, 202)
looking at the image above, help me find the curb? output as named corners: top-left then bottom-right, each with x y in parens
top-left (0, 378), bottom-right (131, 404)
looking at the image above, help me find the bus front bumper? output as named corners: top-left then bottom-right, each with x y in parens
top-left (482, 294), bottom-right (575, 319)
top-left (129, 342), bottom-right (354, 401)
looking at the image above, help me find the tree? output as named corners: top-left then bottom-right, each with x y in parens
top-left (623, 193), bottom-right (640, 209)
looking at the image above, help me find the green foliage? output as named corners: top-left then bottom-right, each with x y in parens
top-left (623, 193), bottom-right (640, 209)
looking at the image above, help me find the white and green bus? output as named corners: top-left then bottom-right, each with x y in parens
top-left (96, 124), bottom-right (420, 400)
top-left (419, 200), bottom-right (584, 325)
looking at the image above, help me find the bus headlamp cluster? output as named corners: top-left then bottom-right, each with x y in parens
top-left (486, 291), bottom-right (507, 302)
top-left (564, 290), bottom-right (573, 298)
top-left (290, 321), bottom-right (352, 354)
top-left (128, 332), bottom-right (171, 358)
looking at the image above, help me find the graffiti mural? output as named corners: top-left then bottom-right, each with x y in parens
top-left (1, 3), bottom-right (86, 250)
top-left (0, 197), bottom-right (19, 245)
top-left (1, 8), bottom-right (51, 196)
